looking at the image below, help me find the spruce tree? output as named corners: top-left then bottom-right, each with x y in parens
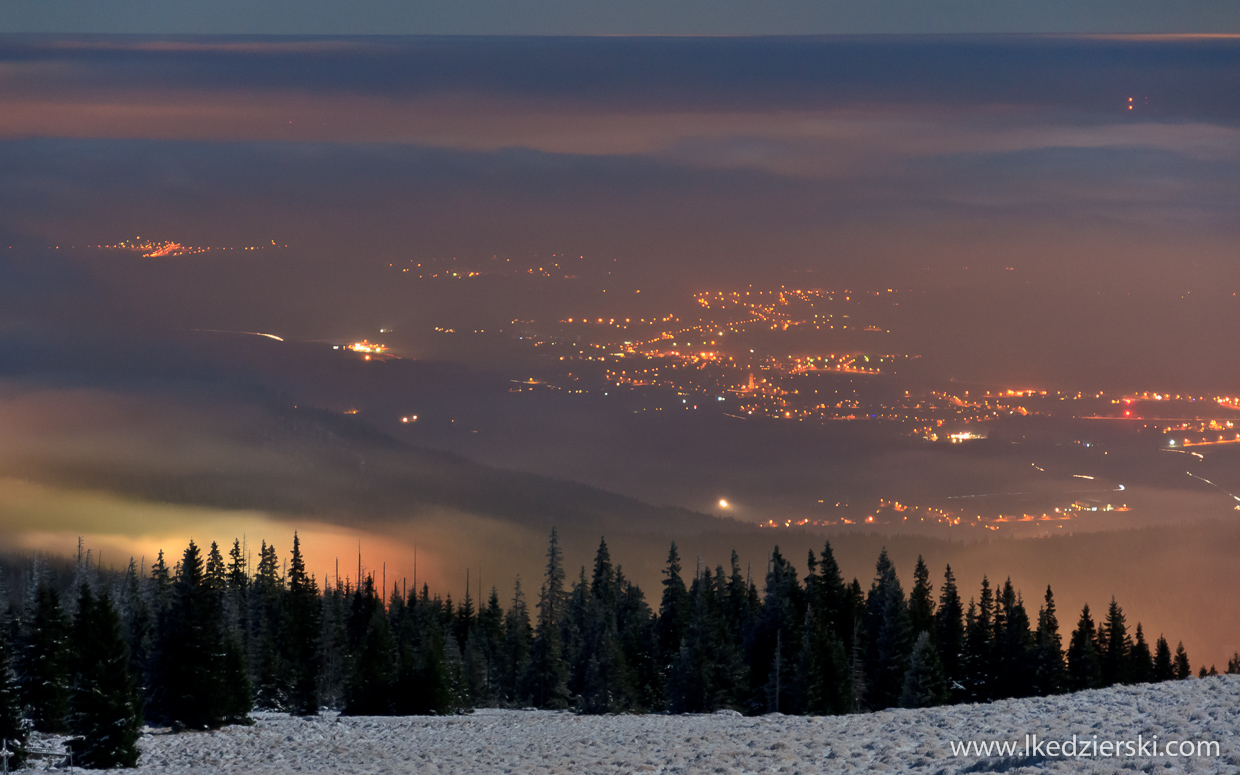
top-left (221, 637), bottom-right (254, 725)
top-left (502, 578), bottom-right (532, 704)
top-left (202, 542), bottom-right (253, 725)
top-left (1098, 597), bottom-right (1131, 687)
top-left (141, 552), bottom-right (174, 719)
top-left (994, 580), bottom-right (1034, 699)
top-left (21, 582), bottom-right (72, 732)
top-left (0, 619), bottom-right (27, 770)
top-left (616, 570), bottom-right (659, 711)
top-left (282, 534), bottom-right (321, 715)
top-left (205, 542), bottom-right (227, 592)
top-left (148, 550), bottom-right (173, 616)
top-left (862, 549), bottom-right (911, 711)
top-left (961, 578), bottom-right (996, 702)
top-left (754, 547), bottom-right (805, 713)
top-left (317, 581), bottom-right (350, 709)
top-left (157, 539), bottom-right (230, 729)
top-left (1173, 641), bottom-right (1191, 680)
top-left (1227, 653), bottom-right (1240, 675)
top-left (801, 544), bottom-right (852, 715)
top-left (1032, 585), bottom-right (1066, 695)
top-left (814, 542), bottom-right (853, 646)
top-left (1066, 604), bottom-right (1102, 691)
top-left (907, 556), bottom-right (935, 637)
top-left (900, 631), bottom-right (947, 709)
top-left (226, 540), bottom-right (249, 594)
top-left (933, 565), bottom-right (965, 701)
top-left (524, 528), bottom-right (570, 709)
top-left (119, 560), bottom-right (153, 708)
top-left (251, 541), bottom-right (285, 710)
top-left (1152, 635), bottom-right (1175, 682)
top-left (668, 568), bottom-right (745, 713)
top-left (455, 582), bottom-right (476, 653)
top-left (67, 584), bottom-right (142, 768)
top-left (655, 543), bottom-right (689, 679)
top-left (1127, 623), bottom-right (1153, 684)
top-left (405, 614), bottom-right (457, 715)
top-left (561, 567), bottom-right (590, 700)
top-left (223, 539), bottom-right (249, 655)
top-left (477, 588), bottom-right (507, 704)
top-left (579, 538), bottom-right (632, 714)
top-left (343, 578), bottom-right (396, 715)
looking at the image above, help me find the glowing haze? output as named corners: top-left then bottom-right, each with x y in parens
top-left (2, 35), bottom-right (1239, 666)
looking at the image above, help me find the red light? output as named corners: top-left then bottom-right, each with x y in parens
top-left (1123, 410), bottom-right (1131, 417)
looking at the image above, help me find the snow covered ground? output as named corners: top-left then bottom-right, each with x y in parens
top-left (53, 676), bottom-right (1240, 773)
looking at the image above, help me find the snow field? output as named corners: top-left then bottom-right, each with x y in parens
top-left (65, 675), bottom-right (1240, 774)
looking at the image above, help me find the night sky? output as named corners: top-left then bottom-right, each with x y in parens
top-left (4, 1), bottom-right (1240, 34)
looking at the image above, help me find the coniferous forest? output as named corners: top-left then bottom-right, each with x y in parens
top-left (1, 529), bottom-right (1236, 768)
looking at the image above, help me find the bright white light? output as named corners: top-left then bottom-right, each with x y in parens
top-left (718, 499), bottom-right (729, 509)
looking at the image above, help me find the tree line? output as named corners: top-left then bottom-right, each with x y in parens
top-left (2, 530), bottom-right (1237, 768)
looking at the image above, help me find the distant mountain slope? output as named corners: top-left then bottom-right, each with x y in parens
top-left (0, 384), bottom-right (727, 537)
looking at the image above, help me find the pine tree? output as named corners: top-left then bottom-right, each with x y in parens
top-left (907, 556), bottom-right (935, 637)
top-left (1173, 641), bottom-right (1191, 680)
top-left (1227, 653), bottom-right (1240, 675)
top-left (1032, 585), bottom-right (1066, 695)
top-left (524, 528), bottom-right (570, 709)
top-left (21, 582), bottom-right (72, 732)
top-left (933, 565), bottom-right (965, 701)
top-left (0, 619), bottom-right (27, 770)
top-left (900, 631), bottom-right (947, 708)
top-left (1127, 623), bottom-right (1153, 684)
top-left (67, 584), bottom-right (142, 768)
top-left (1152, 635), bottom-right (1175, 682)
top-left (1066, 604), bottom-right (1102, 691)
